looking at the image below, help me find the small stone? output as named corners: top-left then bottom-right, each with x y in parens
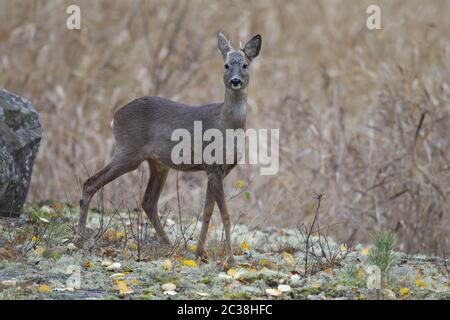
top-left (101, 260), bottom-right (113, 267)
top-left (265, 288), bottom-right (281, 297)
top-left (277, 284), bottom-right (291, 292)
top-left (382, 289), bottom-right (396, 299)
top-left (1, 279), bottom-right (18, 287)
top-left (106, 262), bottom-right (121, 271)
top-left (165, 219), bottom-right (176, 227)
top-left (163, 290), bottom-right (177, 296)
top-left (55, 287), bottom-right (75, 292)
top-left (40, 205), bottom-right (55, 214)
top-left (161, 283), bottom-right (176, 291)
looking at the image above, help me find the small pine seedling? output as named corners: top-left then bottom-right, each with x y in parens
top-left (368, 230), bottom-right (396, 283)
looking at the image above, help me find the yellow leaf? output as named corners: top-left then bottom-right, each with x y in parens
top-left (356, 267), bottom-right (366, 278)
top-left (127, 242), bottom-right (138, 250)
top-left (415, 275), bottom-right (427, 288)
top-left (131, 278), bottom-right (140, 286)
top-left (163, 259), bottom-right (172, 271)
top-left (38, 284), bottom-right (53, 293)
top-left (31, 236), bottom-right (39, 242)
top-left (182, 259), bottom-right (197, 268)
top-left (227, 268), bottom-right (237, 277)
top-left (260, 259), bottom-right (269, 266)
top-left (116, 280), bottom-right (133, 295)
top-left (340, 244), bottom-right (348, 252)
top-left (189, 244), bottom-right (197, 253)
top-left (361, 247), bottom-right (370, 256)
top-left (115, 231), bottom-right (126, 240)
top-left (235, 180), bottom-right (244, 189)
top-left (399, 287), bottom-right (410, 297)
top-left (281, 252), bottom-right (295, 266)
top-left (85, 261), bottom-right (94, 269)
top-left (34, 246), bottom-right (45, 256)
top-left (240, 242), bottom-right (250, 252)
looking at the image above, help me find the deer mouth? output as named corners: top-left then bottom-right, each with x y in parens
top-left (231, 83), bottom-right (242, 90)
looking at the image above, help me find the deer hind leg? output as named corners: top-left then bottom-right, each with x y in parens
top-left (195, 181), bottom-right (215, 259)
top-left (142, 161), bottom-right (171, 246)
top-left (208, 171), bottom-right (235, 266)
top-left (76, 152), bottom-right (142, 246)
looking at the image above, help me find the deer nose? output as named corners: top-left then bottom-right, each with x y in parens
top-left (230, 78), bottom-right (242, 86)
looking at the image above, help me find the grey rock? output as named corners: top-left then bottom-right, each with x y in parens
top-left (0, 89), bottom-right (42, 217)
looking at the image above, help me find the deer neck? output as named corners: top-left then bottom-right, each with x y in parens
top-left (222, 87), bottom-right (247, 128)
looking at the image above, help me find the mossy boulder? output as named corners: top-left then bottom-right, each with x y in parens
top-left (0, 89), bottom-right (42, 217)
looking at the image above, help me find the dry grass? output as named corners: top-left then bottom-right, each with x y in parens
top-left (0, 0), bottom-right (449, 255)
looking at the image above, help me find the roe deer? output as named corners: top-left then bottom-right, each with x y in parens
top-left (76, 32), bottom-right (262, 265)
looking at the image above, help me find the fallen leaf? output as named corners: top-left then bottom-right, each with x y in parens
top-left (163, 259), bottom-right (172, 271)
top-left (116, 280), bottom-right (133, 295)
top-left (281, 252), bottom-right (295, 266)
top-left (189, 244), bottom-right (197, 252)
top-left (195, 291), bottom-right (209, 297)
top-left (38, 284), bottom-right (53, 293)
top-left (235, 180), bottom-right (244, 189)
top-left (361, 247), bottom-right (370, 256)
top-left (415, 275), bottom-right (427, 288)
top-left (182, 259), bottom-right (197, 268)
top-left (85, 261), bottom-right (94, 269)
top-left (356, 267), bottom-right (366, 278)
top-left (399, 287), bottom-right (410, 297)
top-left (227, 268), bottom-right (237, 277)
top-left (110, 273), bottom-right (127, 278)
top-left (340, 244), bottom-right (348, 252)
top-left (240, 241), bottom-right (250, 252)
top-left (311, 281), bottom-right (321, 289)
top-left (324, 267), bottom-right (334, 275)
top-left (131, 279), bottom-right (140, 286)
top-left (115, 231), bottom-right (126, 239)
top-left (128, 242), bottom-right (138, 250)
top-left (34, 246), bottom-right (46, 256)
top-left (0, 247), bottom-right (19, 260)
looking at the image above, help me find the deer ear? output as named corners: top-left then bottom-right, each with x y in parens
top-left (217, 31), bottom-right (232, 59)
top-left (243, 34), bottom-right (262, 60)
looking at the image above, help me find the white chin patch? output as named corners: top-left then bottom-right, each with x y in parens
top-left (231, 84), bottom-right (242, 90)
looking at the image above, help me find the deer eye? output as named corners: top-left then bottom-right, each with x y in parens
top-left (224, 64), bottom-right (229, 70)
top-left (243, 63), bottom-right (248, 69)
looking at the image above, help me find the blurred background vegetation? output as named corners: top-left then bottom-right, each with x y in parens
top-left (0, 0), bottom-right (449, 255)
